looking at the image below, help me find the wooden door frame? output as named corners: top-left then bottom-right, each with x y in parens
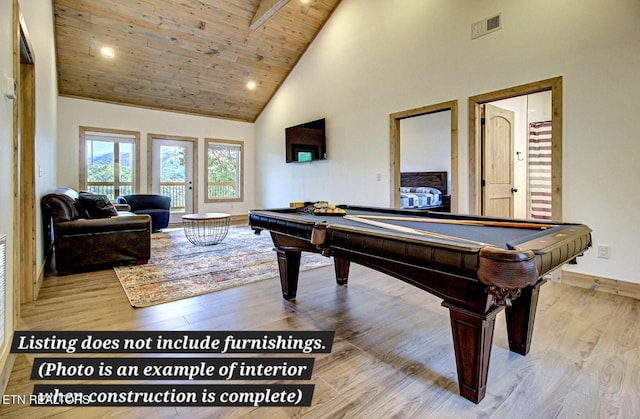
top-left (469, 77), bottom-right (563, 221)
top-left (390, 100), bottom-right (458, 211)
top-left (13, 6), bottom-right (37, 305)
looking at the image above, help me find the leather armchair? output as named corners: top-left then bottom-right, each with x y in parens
top-left (116, 194), bottom-right (171, 232)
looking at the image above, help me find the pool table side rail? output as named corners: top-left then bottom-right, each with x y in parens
top-left (249, 209), bottom-right (486, 273)
top-left (248, 208), bottom-right (592, 281)
top-left (249, 208), bottom-right (488, 251)
top-left (525, 225), bottom-right (592, 276)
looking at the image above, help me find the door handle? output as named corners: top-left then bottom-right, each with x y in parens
top-left (511, 188), bottom-right (518, 193)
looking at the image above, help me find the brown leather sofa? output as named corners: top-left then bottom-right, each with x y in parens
top-left (41, 188), bottom-right (152, 274)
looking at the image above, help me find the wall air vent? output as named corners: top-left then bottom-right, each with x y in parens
top-left (471, 13), bottom-right (502, 39)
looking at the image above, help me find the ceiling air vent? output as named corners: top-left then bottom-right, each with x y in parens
top-left (471, 13), bottom-right (502, 39)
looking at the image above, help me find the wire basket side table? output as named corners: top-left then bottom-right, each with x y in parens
top-left (182, 213), bottom-right (230, 246)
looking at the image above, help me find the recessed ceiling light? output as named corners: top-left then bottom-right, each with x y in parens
top-left (246, 80), bottom-right (257, 90)
top-left (100, 47), bottom-right (114, 58)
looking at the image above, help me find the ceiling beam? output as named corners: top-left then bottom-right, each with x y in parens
top-left (250, 0), bottom-right (291, 30)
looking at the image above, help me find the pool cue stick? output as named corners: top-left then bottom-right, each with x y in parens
top-left (343, 215), bottom-right (488, 246)
top-left (355, 215), bottom-right (554, 230)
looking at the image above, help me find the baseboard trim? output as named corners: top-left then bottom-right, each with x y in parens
top-left (230, 213), bottom-right (249, 225)
top-left (561, 271), bottom-right (640, 300)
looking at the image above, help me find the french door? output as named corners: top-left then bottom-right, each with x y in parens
top-left (150, 136), bottom-right (196, 224)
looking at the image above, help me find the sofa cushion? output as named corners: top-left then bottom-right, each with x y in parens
top-left (56, 214), bottom-right (151, 235)
top-left (42, 193), bottom-right (81, 222)
top-left (78, 192), bottom-right (118, 218)
top-left (118, 194), bottom-right (171, 211)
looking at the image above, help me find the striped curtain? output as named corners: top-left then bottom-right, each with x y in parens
top-left (528, 121), bottom-right (552, 220)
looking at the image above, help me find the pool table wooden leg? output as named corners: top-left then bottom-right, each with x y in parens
top-left (275, 248), bottom-right (301, 300)
top-left (333, 256), bottom-right (350, 286)
top-left (442, 302), bottom-right (501, 404)
top-left (505, 279), bottom-right (546, 355)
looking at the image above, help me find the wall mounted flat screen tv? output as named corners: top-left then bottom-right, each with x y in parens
top-left (285, 118), bottom-right (327, 163)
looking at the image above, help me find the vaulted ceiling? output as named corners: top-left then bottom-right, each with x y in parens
top-left (53, 0), bottom-right (341, 122)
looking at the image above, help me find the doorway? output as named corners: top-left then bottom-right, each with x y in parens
top-left (469, 77), bottom-right (563, 221)
top-left (390, 100), bottom-right (458, 211)
top-left (148, 135), bottom-right (198, 224)
top-left (15, 15), bottom-right (37, 304)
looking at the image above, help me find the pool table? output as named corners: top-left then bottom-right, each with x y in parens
top-left (248, 205), bottom-right (592, 403)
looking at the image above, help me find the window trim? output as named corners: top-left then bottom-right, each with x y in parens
top-left (79, 126), bottom-right (141, 198)
top-left (204, 138), bottom-right (244, 203)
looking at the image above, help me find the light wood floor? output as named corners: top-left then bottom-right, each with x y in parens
top-left (2, 261), bottom-right (639, 418)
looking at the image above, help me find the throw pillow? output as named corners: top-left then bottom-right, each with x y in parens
top-left (78, 192), bottom-right (118, 218)
top-left (43, 194), bottom-right (81, 222)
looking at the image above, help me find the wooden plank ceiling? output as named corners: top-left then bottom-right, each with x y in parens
top-left (53, 0), bottom-right (341, 122)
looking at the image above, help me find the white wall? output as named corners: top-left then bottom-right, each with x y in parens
top-left (254, 0), bottom-right (640, 283)
top-left (58, 97), bottom-right (255, 216)
top-left (0, 0), bottom-right (58, 382)
top-left (400, 111), bottom-right (451, 194)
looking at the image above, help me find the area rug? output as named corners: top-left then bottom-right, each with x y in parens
top-left (113, 226), bottom-right (332, 308)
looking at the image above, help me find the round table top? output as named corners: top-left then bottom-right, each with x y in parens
top-left (182, 212), bottom-right (230, 220)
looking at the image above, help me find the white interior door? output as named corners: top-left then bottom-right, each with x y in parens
top-left (151, 139), bottom-right (195, 224)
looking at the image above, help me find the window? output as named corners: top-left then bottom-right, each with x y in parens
top-left (205, 138), bottom-right (243, 202)
top-left (79, 127), bottom-right (140, 200)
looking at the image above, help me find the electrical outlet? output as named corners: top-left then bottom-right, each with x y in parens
top-left (597, 244), bottom-right (611, 259)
